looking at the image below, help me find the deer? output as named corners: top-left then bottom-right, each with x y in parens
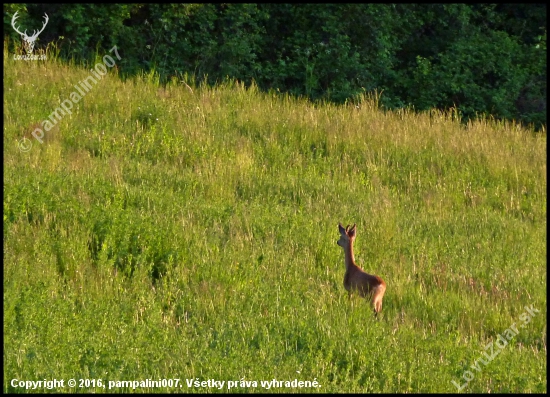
top-left (337, 223), bottom-right (386, 316)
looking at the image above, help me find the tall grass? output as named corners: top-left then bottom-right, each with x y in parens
top-left (4, 43), bottom-right (546, 393)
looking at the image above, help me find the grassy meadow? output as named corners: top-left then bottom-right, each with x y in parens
top-left (3, 44), bottom-right (547, 393)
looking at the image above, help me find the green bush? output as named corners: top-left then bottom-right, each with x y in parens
top-left (3, 3), bottom-right (546, 128)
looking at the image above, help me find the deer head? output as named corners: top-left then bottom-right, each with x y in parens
top-left (337, 223), bottom-right (356, 248)
top-left (12, 11), bottom-right (49, 53)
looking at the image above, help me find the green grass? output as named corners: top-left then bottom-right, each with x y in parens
top-left (4, 43), bottom-right (547, 393)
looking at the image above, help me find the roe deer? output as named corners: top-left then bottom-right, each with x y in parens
top-left (337, 223), bottom-right (386, 315)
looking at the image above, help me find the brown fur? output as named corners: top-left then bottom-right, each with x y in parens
top-left (337, 223), bottom-right (386, 315)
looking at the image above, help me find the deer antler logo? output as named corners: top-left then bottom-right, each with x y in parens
top-left (11, 11), bottom-right (49, 53)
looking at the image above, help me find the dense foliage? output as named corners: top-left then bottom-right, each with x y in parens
top-left (4, 4), bottom-right (546, 127)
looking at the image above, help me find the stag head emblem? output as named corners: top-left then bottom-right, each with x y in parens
top-left (11, 11), bottom-right (49, 53)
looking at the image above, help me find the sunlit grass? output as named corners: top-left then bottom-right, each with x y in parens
top-left (4, 43), bottom-right (546, 393)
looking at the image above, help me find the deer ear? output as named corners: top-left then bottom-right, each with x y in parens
top-left (338, 223), bottom-right (346, 235)
top-left (348, 224), bottom-right (357, 237)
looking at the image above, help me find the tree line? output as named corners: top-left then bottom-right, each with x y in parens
top-left (4, 4), bottom-right (546, 129)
